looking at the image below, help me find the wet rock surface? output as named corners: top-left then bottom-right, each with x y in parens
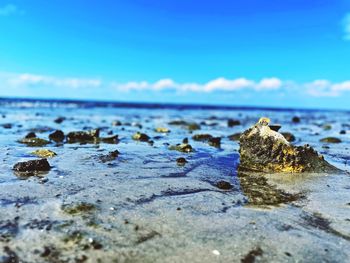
top-left (239, 117), bottom-right (339, 173)
top-left (0, 102), bottom-right (349, 262)
top-left (13, 159), bottom-right (51, 173)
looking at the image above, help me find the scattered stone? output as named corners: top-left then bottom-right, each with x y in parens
top-left (168, 120), bottom-right (200, 131)
top-left (99, 150), bottom-right (119, 163)
top-left (18, 136), bottom-right (50, 147)
top-left (228, 133), bottom-right (241, 141)
top-left (155, 127), bottom-right (170, 133)
top-left (49, 130), bottom-right (65, 142)
top-left (31, 149), bottom-right (57, 158)
top-left (322, 124), bottom-right (332, 131)
top-left (340, 130), bottom-right (346, 135)
top-left (320, 137), bottom-right (342, 143)
top-left (112, 120), bottom-right (122, 126)
top-left (239, 117), bottom-right (339, 173)
top-left (100, 135), bottom-right (119, 144)
top-left (187, 123), bottom-right (200, 131)
top-left (192, 134), bottom-right (213, 141)
top-left (216, 180), bottom-right (232, 190)
top-left (13, 159), bottom-right (51, 173)
top-left (25, 132), bottom-right (36, 139)
top-left (176, 157), bottom-right (187, 166)
top-left (292, 116), bottom-right (300, 123)
top-left (1, 123), bottom-right (12, 129)
top-left (281, 132), bottom-right (296, 142)
top-left (54, 117), bottom-right (66, 124)
top-left (132, 132), bottom-right (150, 142)
top-left (62, 202), bottom-right (96, 215)
top-left (169, 143), bottom-right (193, 153)
top-left (208, 137), bottom-right (221, 148)
top-left (66, 129), bottom-right (99, 143)
top-left (228, 119), bottom-right (241, 127)
top-left (182, 138), bottom-right (189, 144)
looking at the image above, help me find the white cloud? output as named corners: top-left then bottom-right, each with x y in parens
top-left (113, 77), bottom-right (283, 93)
top-left (6, 73), bottom-right (101, 89)
top-left (344, 13), bottom-right (350, 41)
top-left (0, 4), bottom-right (22, 16)
top-left (305, 79), bottom-right (350, 97)
top-left (2, 72), bottom-right (350, 99)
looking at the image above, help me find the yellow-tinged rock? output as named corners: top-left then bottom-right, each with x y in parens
top-left (155, 127), bottom-right (170, 133)
top-left (31, 149), bottom-right (57, 158)
top-left (239, 117), bottom-right (339, 173)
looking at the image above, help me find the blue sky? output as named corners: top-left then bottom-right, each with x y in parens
top-left (0, 0), bottom-right (350, 109)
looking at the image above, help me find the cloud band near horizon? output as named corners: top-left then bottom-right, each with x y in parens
top-left (1, 72), bottom-right (350, 98)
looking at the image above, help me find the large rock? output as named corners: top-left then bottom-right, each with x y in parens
top-left (239, 117), bottom-right (338, 173)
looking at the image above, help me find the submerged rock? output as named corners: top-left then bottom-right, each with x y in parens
top-left (31, 149), bottom-right (57, 158)
top-left (54, 116), bottom-right (66, 124)
top-left (99, 150), bottom-right (119, 163)
top-left (215, 180), bottom-right (232, 190)
top-left (169, 143), bottom-right (193, 153)
top-left (292, 116), bottom-right (301, 123)
top-left (320, 137), bottom-right (342, 143)
top-left (239, 117), bottom-right (338, 173)
top-left (13, 159), bottom-right (51, 173)
top-left (66, 129), bottom-right (99, 143)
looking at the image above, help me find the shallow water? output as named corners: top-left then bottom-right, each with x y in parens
top-left (0, 100), bottom-right (349, 262)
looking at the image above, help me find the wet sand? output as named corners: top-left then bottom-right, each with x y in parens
top-left (0, 100), bottom-right (349, 262)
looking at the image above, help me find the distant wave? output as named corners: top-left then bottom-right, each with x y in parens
top-left (0, 97), bottom-right (344, 112)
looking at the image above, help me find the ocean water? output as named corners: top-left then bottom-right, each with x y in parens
top-left (0, 99), bottom-right (349, 262)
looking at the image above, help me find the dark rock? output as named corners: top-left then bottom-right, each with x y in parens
top-left (239, 117), bottom-right (339, 173)
top-left (112, 120), bottom-right (122, 126)
top-left (281, 132), bottom-right (296, 142)
top-left (228, 119), bottom-right (241, 127)
top-left (182, 138), bottom-right (189, 144)
top-left (66, 129), bottom-right (99, 143)
top-left (215, 180), bottom-right (232, 190)
top-left (340, 130), bottom-right (346, 135)
top-left (100, 135), bottom-right (119, 144)
top-left (169, 143), bottom-right (193, 153)
top-left (292, 116), bottom-right (300, 123)
top-left (54, 117), bottom-right (66, 124)
top-left (1, 123), bottom-right (12, 129)
top-left (269, 124), bottom-right (281, 132)
top-left (132, 132), bottom-right (150, 142)
top-left (168, 120), bottom-right (200, 131)
top-left (49, 130), bottom-right (65, 142)
top-left (99, 150), bottom-right (120, 163)
top-left (13, 159), bottom-right (51, 173)
top-left (192, 134), bottom-right (213, 141)
top-left (176, 157), bottom-right (187, 166)
top-left (25, 132), bottom-right (36, 139)
top-left (208, 137), bottom-right (221, 148)
top-left (228, 133), bottom-right (241, 141)
top-left (18, 137), bottom-right (50, 147)
top-left (320, 137), bottom-right (342, 143)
